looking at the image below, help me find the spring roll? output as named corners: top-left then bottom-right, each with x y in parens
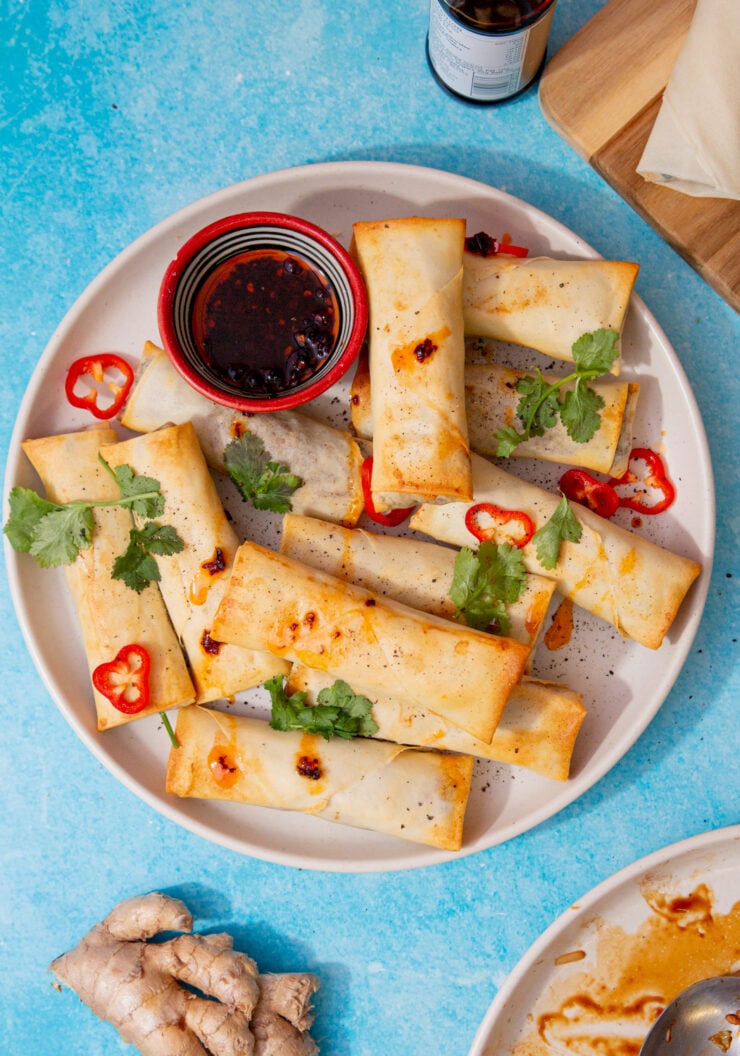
top-left (166, 706), bottom-right (474, 851)
top-left (464, 364), bottom-right (640, 476)
top-left (102, 423), bottom-right (289, 702)
top-left (120, 342), bottom-right (365, 527)
top-left (350, 349), bottom-right (640, 476)
top-left (21, 428), bottom-right (196, 729)
top-left (410, 454), bottom-right (701, 650)
top-left (279, 513), bottom-right (556, 664)
top-left (288, 665), bottom-right (585, 782)
top-left (462, 254), bottom-right (639, 373)
top-left (352, 216), bottom-right (473, 510)
top-left (212, 541), bottom-right (530, 744)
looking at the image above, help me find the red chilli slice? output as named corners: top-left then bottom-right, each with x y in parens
top-left (92, 643), bottom-right (151, 714)
top-left (464, 502), bottom-right (535, 548)
top-left (609, 448), bottom-right (676, 515)
top-left (360, 457), bottom-right (415, 527)
top-left (559, 468), bottom-right (620, 519)
top-left (65, 353), bottom-right (134, 420)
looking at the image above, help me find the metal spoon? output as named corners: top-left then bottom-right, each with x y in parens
top-left (640, 976), bottom-right (740, 1056)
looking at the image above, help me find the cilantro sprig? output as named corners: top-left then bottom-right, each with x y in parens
top-left (3, 456), bottom-right (183, 592)
top-left (224, 433), bottom-right (302, 513)
top-left (112, 521), bottom-right (184, 593)
top-left (266, 674), bottom-right (379, 741)
top-left (531, 495), bottom-right (583, 571)
top-left (449, 541), bottom-right (527, 635)
top-left (495, 328), bottom-right (620, 457)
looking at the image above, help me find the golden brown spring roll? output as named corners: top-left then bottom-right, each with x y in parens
top-left (279, 513), bottom-right (556, 664)
top-left (103, 423), bottom-right (289, 702)
top-left (350, 349), bottom-right (640, 476)
top-left (288, 665), bottom-right (586, 782)
top-left (410, 454), bottom-right (701, 650)
top-left (121, 342), bottom-right (365, 527)
top-left (212, 541), bottom-right (530, 744)
top-left (21, 427), bottom-right (196, 729)
top-left (166, 706), bottom-right (474, 851)
top-left (352, 217), bottom-right (473, 510)
top-left (462, 254), bottom-right (639, 374)
top-left (464, 364), bottom-right (640, 477)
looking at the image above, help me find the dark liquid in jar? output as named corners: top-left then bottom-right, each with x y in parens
top-left (444, 0), bottom-right (553, 31)
top-left (191, 249), bottom-right (339, 396)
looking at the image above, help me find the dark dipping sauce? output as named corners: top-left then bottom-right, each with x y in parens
top-left (446, 0), bottom-right (554, 31)
top-left (192, 248), bottom-right (339, 396)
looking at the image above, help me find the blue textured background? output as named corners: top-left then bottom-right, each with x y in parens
top-left (1, 2), bottom-right (738, 1053)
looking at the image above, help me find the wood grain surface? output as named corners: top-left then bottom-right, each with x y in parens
top-left (539, 0), bottom-right (740, 312)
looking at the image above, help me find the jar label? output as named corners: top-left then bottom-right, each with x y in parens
top-left (428, 0), bottom-right (554, 102)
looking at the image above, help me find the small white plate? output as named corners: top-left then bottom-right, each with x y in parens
top-left (468, 825), bottom-right (740, 1055)
top-left (3, 161), bottom-right (714, 871)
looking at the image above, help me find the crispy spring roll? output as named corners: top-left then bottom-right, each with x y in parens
top-left (121, 342), bottom-right (365, 527)
top-left (352, 217), bottom-right (473, 510)
top-left (410, 454), bottom-right (701, 650)
top-left (464, 364), bottom-right (640, 476)
top-left (462, 254), bottom-right (640, 373)
top-left (279, 513), bottom-right (556, 664)
top-left (212, 541), bottom-right (530, 744)
top-left (166, 706), bottom-right (474, 851)
top-left (288, 665), bottom-right (586, 782)
top-left (21, 428), bottom-right (196, 729)
top-left (350, 350), bottom-right (640, 476)
top-left (103, 423), bottom-right (289, 702)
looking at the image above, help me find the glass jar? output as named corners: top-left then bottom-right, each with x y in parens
top-left (427, 0), bottom-right (558, 104)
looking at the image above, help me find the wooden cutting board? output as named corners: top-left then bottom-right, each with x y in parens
top-left (539, 0), bottom-right (740, 313)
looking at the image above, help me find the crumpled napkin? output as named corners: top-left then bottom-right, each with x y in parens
top-left (637, 0), bottom-right (740, 199)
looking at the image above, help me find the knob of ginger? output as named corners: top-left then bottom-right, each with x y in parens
top-left (50, 891), bottom-right (319, 1056)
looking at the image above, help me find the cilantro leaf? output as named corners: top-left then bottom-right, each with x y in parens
top-left (493, 327), bottom-right (620, 457)
top-left (266, 674), bottom-right (378, 741)
top-left (532, 496), bottom-right (583, 571)
top-left (112, 535), bottom-right (161, 592)
top-left (134, 521), bottom-right (185, 557)
top-left (255, 461), bottom-right (304, 512)
top-left (111, 522), bottom-right (184, 592)
top-left (29, 505), bottom-right (95, 567)
top-left (106, 460), bottom-right (166, 518)
top-left (224, 433), bottom-right (303, 513)
top-left (515, 372), bottom-right (560, 438)
top-left (4, 463), bottom-right (183, 592)
top-left (112, 549), bottom-right (160, 593)
top-left (265, 674), bottom-right (310, 731)
top-left (316, 680), bottom-right (379, 738)
top-left (571, 327), bottom-right (620, 374)
top-left (559, 377), bottom-right (605, 444)
top-left (494, 424), bottom-right (526, 458)
top-left (3, 487), bottom-right (61, 553)
top-left (449, 541), bottom-right (527, 634)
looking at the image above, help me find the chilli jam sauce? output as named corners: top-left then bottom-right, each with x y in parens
top-left (191, 248), bottom-right (340, 396)
top-left (427, 0), bottom-right (557, 104)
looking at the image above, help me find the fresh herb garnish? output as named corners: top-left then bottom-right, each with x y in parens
top-left (449, 541), bottom-right (527, 634)
top-left (265, 674), bottom-right (379, 741)
top-left (495, 328), bottom-right (621, 457)
top-left (531, 495), bottom-right (583, 571)
top-left (111, 522), bottom-right (184, 593)
top-left (3, 456), bottom-right (183, 592)
top-left (223, 433), bottom-right (302, 513)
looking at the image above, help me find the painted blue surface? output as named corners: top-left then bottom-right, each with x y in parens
top-left (1, 2), bottom-right (738, 1053)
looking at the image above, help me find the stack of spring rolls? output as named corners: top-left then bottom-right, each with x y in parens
top-left (21, 215), bottom-right (702, 854)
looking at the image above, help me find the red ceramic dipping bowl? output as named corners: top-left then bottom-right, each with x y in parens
top-left (158, 211), bottom-right (369, 412)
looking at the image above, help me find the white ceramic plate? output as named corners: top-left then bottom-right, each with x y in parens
top-left (4, 161), bottom-right (714, 872)
top-left (468, 825), bottom-right (740, 1055)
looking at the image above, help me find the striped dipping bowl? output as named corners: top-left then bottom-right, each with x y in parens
top-left (157, 211), bottom-right (368, 412)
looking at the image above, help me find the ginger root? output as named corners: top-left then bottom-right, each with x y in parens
top-left (50, 892), bottom-right (319, 1056)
